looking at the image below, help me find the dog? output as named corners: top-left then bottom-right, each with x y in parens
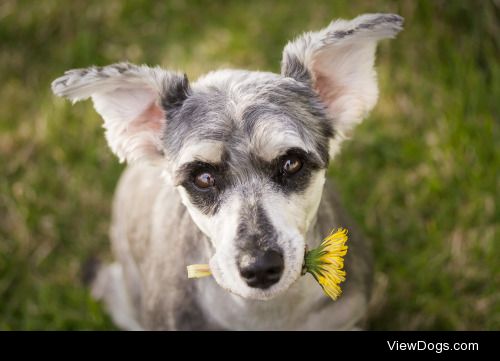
top-left (51, 13), bottom-right (403, 330)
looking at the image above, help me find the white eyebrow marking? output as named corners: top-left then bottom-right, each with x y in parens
top-left (175, 140), bottom-right (225, 168)
top-left (249, 118), bottom-right (311, 161)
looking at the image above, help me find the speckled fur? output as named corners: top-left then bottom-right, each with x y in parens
top-left (108, 164), bottom-right (372, 330)
top-left (52, 13), bottom-right (403, 330)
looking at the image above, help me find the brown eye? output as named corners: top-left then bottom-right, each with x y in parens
top-left (194, 172), bottom-right (215, 189)
top-left (283, 156), bottom-right (302, 175)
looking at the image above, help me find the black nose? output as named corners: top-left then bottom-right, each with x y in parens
top-left (238, 249), bottom-right (284, 289)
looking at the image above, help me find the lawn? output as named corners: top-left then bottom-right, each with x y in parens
top-left (0, 0), bottom-right (498, 330)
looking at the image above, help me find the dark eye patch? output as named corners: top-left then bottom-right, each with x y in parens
top-left (178, 160), bottom-right (228, 215)
top-left (269, 148), bottom-right (322, 194)
top-left (176, 147), bottom-right (324, 215)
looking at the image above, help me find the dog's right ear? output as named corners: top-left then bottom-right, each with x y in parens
top-left (52, 63), bottom-right (190, 164)
top-left (281, 14), bottom-right (403, 159)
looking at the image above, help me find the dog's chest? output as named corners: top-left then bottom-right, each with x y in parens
top-left (194, 274), bottom-right (327, 330)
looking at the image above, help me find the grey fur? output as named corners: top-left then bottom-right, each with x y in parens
top-left (163, 71), bottom-right (332, 166)
top-left (236, 202), bottom-right (278, 252)
top-left (281, 13), bottom-right (403, 86)
top-left (52, 62), bottom-right (186, 102)
top-left (328, 14), bottom-right (403, 40)
top-left (103, 164), bottom-right (372, 330)
top-left (51, 13), bottom-right (403, 330)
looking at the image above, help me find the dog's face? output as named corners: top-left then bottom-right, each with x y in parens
top-left (52, 13), bottom-right (403, 300)
top-left (168, 71), bottom-right (332, 299)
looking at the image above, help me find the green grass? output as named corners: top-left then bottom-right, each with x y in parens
top-left (0, 0), bottom-right (498, 330)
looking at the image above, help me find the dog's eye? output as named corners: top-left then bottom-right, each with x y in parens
top-left (194, 172), bottom-right (215, 189)
top-left (282, 156), bottom-right (302, 175)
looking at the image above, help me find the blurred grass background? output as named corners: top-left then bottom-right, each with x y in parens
top-left (0, 0), bottom-right (498, 330)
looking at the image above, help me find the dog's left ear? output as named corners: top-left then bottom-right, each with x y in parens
top-left (281, 13), bottom-right (403, 158)
top-left (52, 63), bottom-right (190, 164)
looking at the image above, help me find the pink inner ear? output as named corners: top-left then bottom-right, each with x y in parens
top-left (129, 101), bottom-right (165, 133)
top-left (310, 46), bottom-right (346, 118)
top-left (115, 101), bottom-right (166, 163)
top-left (309, 45), bottom-right (372, 135)
top-left (313, 69), bottom-right (345, 112)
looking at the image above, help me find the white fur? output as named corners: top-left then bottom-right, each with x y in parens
top-left (91, 263), bottom-right (143, 330)
top-left (173, 141), bottom-right (226, 183)
top-left (249, 116), bottom-right (311, 161)
top-left (177, 188), bottom-right (247, 296)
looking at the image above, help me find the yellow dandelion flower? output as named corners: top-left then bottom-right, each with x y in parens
top-left (187, 264), bottom-right (212, 278)
top-left (304, 228), bottom-right (348, 300)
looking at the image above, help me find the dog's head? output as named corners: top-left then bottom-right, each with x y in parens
top-left (52, 14), bottom-right (403, 300)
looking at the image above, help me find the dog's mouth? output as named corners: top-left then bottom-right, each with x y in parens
top-left (208, 247), bottom-right (305, 301)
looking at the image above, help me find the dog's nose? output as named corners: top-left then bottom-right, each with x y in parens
top-left (238, 249), bottom-right (284, 289)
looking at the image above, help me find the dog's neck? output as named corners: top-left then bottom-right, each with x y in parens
top-left (195, 215), bottom-right (327, 330)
